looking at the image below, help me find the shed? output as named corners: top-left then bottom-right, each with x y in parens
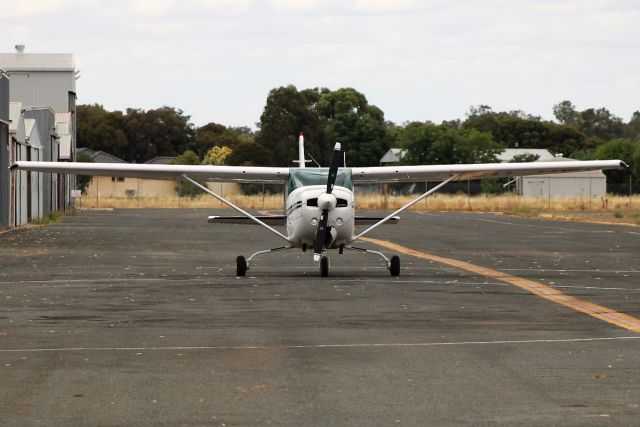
top-left (0, 69), bottom-right (9, 228)
top-left (497, 148), bottom-right (555, 162)
top-left (379, 148), bottom-right (405, 165)
top-left (25, 118), bottom-right (44, 219)
top-left (517, 158), bottom-right (606, 198)
top-left (9, 102), bottom-right (28, 225)
top-left (23, 107), bottom-right (58, 215)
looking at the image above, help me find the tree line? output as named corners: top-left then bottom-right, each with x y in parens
top-left (77, 86), bottom-right (640, 185)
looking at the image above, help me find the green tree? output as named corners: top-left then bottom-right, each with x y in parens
top-left (399, 122), bottom-right (502, 165)
top-left (316, 87), bottom-right (390, 166)
top-left (257, 85), bottom-right (327, 166)
top-left (453, 128), bottom-right (503, 164)
top-left (511, 153), bottom-right (540, 163)
top-left (202, 146), bottom-right (233, 165)
top-left (75, 152), bottom-right (94, 193)
top-left (171, 150), bottom-right (202, 197)
top-left (575, 107), bottom-right (624, 141)
top-left (76, 104), bottom-right (128, 159)
top-left (194, 122), bottom-right (246, 158)
top-left (625, 111), bottom-right (640, 139)
top-left (552, 100), bottom-right (577, 125)
top-left (595, 138), bottom-right (636, 184)
top-left (462, 106), bottom-right (596, 157)
top-left (226, 141), bottom-right (273, 166)
top-left (397, 122), bottom-right (443, 164)
top-left (123, 107), bottom-right (196, 163)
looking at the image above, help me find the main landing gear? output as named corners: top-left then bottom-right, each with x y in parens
top-left (342, 246), bottom-right (400, 277)
top-left (235, 246), bottom-right (400, 277)
top-left (236, 246), bottom-right (293, 277)
top-left (314, 247), bottom-right (400, 277)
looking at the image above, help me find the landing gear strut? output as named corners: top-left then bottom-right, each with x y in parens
top-left (236, 246), bottom-right (293, 277)
top-left (343, 246), bottom-right (401, 277)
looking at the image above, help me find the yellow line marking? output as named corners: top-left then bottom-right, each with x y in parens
top-left (361, 237), bottom-right (640, 334)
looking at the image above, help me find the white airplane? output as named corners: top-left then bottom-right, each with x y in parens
top-left (12, 134), bottom-right (626, 277)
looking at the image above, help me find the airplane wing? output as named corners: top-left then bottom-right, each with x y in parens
top-left (10, 161), bottom-right (289, 183)
top-left (351, 160), bottom-right (627, 183)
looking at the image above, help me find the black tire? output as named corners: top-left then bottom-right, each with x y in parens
top-left (320, 256), bottom-right (329, 277)
top-left (390, 255), bottom-right (400, 277)
top-left (236, 256), bottom-right (247, 277)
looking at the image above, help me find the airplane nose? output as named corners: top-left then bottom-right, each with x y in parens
top-left (317, 193), bottom-right (337, 211)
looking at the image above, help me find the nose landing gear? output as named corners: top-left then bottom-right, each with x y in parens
top-left (320, 256), bottom-right (329, 277)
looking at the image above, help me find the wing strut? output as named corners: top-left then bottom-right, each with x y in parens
top-left (180, 174), bottom-right (291, 243)
top-left (349, 174), bottom-right (459, 243)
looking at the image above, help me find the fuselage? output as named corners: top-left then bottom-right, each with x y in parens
top-left (284, 168), bottom-right (355, 249)
top-left (285, 185), bottom-right (355, 248)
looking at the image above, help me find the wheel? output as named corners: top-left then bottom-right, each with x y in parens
top-left (320, 256), bottom-right (329, 277)
top-left (236, 256), bottom-right (247, 276)
top-left (389, 255), bottom-right (400, 277)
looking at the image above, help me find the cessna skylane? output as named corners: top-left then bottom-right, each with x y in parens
top-left (12, 134), bottom-right (626, 277)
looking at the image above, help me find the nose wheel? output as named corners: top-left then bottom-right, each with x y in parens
top-left (320, 256), bottom-right (329, 277)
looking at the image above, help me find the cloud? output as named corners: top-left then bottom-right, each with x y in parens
top-left (351, 0), bottom-right (422, 12)
top-left (269, 0), bottom-right (323, 11)
top-left (131, 0), bottom-right (176, 16)
top-left (195, 0), bottom-right (252, 13)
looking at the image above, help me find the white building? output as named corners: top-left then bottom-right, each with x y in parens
top-left (0, 45), bottom-right (78, 225)
top-left (9, 102), bottom-right (28, 225)
top-left (25, 118), bottom-right (44, 220)
top-left (0, 46), bottom-right (76, 114)
top-left (517, 158), bottom-right (607, 198)
top-left (499, 149), bottom-right (607, 198)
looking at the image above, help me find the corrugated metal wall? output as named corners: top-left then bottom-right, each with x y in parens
top-left (24, 108), bottom-right (56, 215)
top-left (0, 72), bottom-right (9, 228)
top-left (8, 71), bottom-right (75, 113)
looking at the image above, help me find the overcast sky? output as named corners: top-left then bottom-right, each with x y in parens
top-left (2, 0), bottom-right (639, 128)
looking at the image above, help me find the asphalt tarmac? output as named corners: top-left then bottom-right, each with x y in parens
top-left (1, 208), bottom-right (639, 426)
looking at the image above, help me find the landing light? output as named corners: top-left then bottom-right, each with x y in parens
top-left (311, 218), bottom-right (318, 225)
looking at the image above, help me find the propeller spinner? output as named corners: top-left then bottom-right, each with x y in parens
top-left (313, 142), bottom-right (342, 261)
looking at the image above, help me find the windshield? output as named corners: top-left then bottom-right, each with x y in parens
top-left (288, 168), bottom-right (353, 193)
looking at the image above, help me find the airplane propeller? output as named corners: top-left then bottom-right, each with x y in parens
top-left (313, 142), bottom-right (342, 261)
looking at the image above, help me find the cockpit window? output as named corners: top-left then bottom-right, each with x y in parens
top-left (288, 168), bottom-right (353, 193)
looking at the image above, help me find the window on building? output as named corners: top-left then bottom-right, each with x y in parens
top-left (111, 177), bottom-right (125, 182)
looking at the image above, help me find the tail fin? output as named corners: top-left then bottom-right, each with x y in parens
top-left (298, 132), bottom-right (306, 168)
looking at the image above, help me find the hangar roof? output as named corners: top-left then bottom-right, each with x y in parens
top-left (0, 53), bottom-right (75, 72)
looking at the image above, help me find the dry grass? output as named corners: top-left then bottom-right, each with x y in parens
top-left (77, 194), bottom-right (285, 210)
top-left (78, 193), bottom-right (638, 213)
top-left (356, 193), bottom-right (639, 212)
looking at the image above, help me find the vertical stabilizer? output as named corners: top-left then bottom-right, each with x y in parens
top-left (298, 132), bottom-right (305, 168)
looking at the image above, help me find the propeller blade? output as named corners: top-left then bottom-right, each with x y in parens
top-left (314, 142), bottom-right (342, 261)
top-left (313, 210), bottom-right (329, 261)
top-left (326, 142), bottom-right (342, 194)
